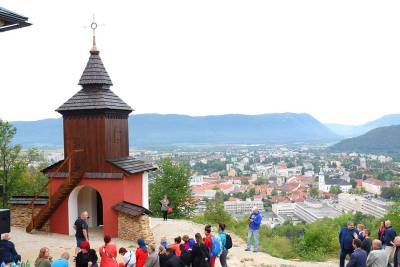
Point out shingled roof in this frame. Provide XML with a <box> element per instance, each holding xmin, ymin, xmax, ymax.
<box><xmin>112</xmin><ymin>201</ymin><xmax>151</xmax><ymax>216</ymax></box>
<box><xmin>107</xmin><ymin>157</ymin><xmax>157</xmax><ymax>175</ymax></box>
<box><xmin>56</xmin><ymin>49</ymin><xmax>133</xmax><ymax>114</ymax></box>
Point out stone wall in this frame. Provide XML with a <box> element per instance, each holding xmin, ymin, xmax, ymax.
<box><xmin>117</xmin><ymin>213</ymin><xmax>154</xmax><ymax>245</ymax></box>
<box><xmin>10</xmin><ymin>205</ymin><xmax>49</xmax><ymax>232</ymax></box>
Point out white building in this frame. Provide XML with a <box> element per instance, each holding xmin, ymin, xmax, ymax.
<box><xmin>338</xmin><ymin>193</ymin><xmax>392</xmax><ymax>218</ymax></box>
<box><xmin>190</xmin><ymin>176</ymin><xmax>204</xmax><ymax>186</ymax></box>
<box><xmin>362</xmin><ymin>178</ymin><xmax>386</xmax><ymax>195</ymax></box>
<box><xmin>360</xmin><ymin>158</ymin><xmax>367</xmax><ymax>169</ymax></box>
<box><xmin>318</xmin><ymin>171</ymin><xmax>352</xmax><ymax>193</ymax></box>
<box><xmin>272</xmin><ymin>203</ymin><xmax>295</xmax><ymax>216</ymax></box>
<box><xmin>224</xmin><ymin>199</ymin><xmax>264</xmax><ymax>214</ymax></box>
<box><xmin>294</xmin><ymin>200</ymin><xmax>342</xmax><ymax>223</ymax></box>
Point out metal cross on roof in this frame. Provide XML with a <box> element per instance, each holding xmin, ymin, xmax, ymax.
<box><xmin>90</xmin><ymin>14</ymin><xmax>98</xmax><ymax>51</ymax></box>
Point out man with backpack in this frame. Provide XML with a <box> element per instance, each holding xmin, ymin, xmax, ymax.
<box><xmin>204</xmin><ymin>225</ymin><xmax>217</xmax><ymax>267</ymax></box>
<box><xmin>246</xmin><ymin>206</ymin><xmax>262</xmax><ymax>253</ymax></box>
<box><xmin>218</xmin><ymin>223</ymin><xmax>232</xmax><ymax>267</ymax></box>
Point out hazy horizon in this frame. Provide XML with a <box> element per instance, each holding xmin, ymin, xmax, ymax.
<box><xmin>1</xmin><ymin>0</ymin><xmax>400</xmax><ymax>125</ymax></box>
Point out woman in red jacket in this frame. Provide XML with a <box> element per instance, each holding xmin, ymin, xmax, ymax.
<box><xmin>135</xmin><ymin>239</ymin><xmax>148</xmax><ymax>267</ymax></box>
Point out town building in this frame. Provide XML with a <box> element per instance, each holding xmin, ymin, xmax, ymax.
<box><xmin>294</xmin><ymin>200</ymin><xmax>341</xmax><ymax>223</ymax></box>
<box><xmin>362</xmin><ymin>178</ymin><xmax>386</xmax><ymax>195</ymax></box>
<box><xmin>318</xmin><ymin>171</ymin><xmax>352</xmax><ymax>193</ymax></box>
<box><xmin>224</xmin><ymin>199</ymin><xmax>263</xmax><ymax>214</ymax></box>
<box><xmin>337</xmin><ymin>193</ymin><xmax>392</xmax><ymax>218</ymax></box>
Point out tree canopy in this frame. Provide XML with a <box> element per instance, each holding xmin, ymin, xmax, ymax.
<box><xmin>149</xmin><ymin>158</ymin><xmax>195</xmax><ymax>218</ymax></box>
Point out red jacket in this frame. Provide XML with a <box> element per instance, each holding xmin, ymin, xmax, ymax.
<box><xmin>204</xmin><ymin>233</ymin><xmax>212</xmax><ymax>254</ymax></box>
<box><xmin>135</xmin><ymin>247</ymin><xmax>148</xmax><ymax>267</ymax></box>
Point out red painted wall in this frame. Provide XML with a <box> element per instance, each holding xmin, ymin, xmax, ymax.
<box><xmin>48</xmin><ymin>173</ymin><xmax>143</xmax><ymax>237</ymax></box>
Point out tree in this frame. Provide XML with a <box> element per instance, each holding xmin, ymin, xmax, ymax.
<box><xmin>204</xmin><ymin>190</ymin><xmax>232</xmax><ymax>224</ymax></box>
<box><xmin>0</xmin><ymin>120</ymin><xmax>22</xmax><ymax>207</ymax></box>
<box><xmin>149</xmin><ymin>158</ymin><xmax>195</xmax><ymax>218</ymax></box>
<box><xmin>241</xmin><ymin>177</ymin><xmax>249</xmax><ymax>185</ymax></box>
<box><xmin>381</xmin><ymin>186</ymin><xmax>400</xmax><ymax>201</ymax></box>
<box><xmin>310</xmin><ymin>187</ymin><xmax>319</xmax><ymax>198</ymax></box>
<box><xmin>329</xmin><ymin>185</ymin><xmax>342</xmax><ymax>195</ymax></box>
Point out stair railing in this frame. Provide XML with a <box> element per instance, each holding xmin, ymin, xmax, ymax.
<box><xmin>29</xmin><ymin>149</ymin><xmax>83</xmax><ymax>229</ymax></box>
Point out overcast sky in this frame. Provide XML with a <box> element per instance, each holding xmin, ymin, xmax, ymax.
<box><xmin>1</xmin><ymin>0</ymin><xmax>400</xmax><ymax>125</ymax></box>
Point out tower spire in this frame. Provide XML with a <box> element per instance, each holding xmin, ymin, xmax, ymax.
<box><xmin>90</xmin><ymin>14</ymin><xmax>98</xmax><ymax>52</ymax></box>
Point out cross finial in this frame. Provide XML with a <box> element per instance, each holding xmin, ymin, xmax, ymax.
<box><xmin>90</xmin><ymin>14</ymin><xmax>98</xmax><ymax>52</ymax></box>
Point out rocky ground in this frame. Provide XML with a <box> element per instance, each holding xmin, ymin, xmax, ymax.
<box><xmin>10</xmin><ymin>218</ymin><xmax>337</xmax><ymax>267</ymax></box>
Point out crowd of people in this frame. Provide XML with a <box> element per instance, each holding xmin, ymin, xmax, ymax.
<box><xmin>339</xmin><ymin>220</ymin><xmax>400</xmax><ymax>267</ymax></box>
<box><xmin>0</xmin><ymin>207</ymin><xmax>233</xmax><ymax>267</ymax></box>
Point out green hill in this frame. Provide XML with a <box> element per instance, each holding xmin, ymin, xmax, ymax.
<box><xmin>330</xmin><ymin>125</ymin><xmax>400</xmax><ymax>155</ymax></box>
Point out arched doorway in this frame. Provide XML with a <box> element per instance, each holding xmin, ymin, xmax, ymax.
<box><xmin>68</xmin><ymin>185</ymin><xmax>103</xmax><ymax>235</ymax></box>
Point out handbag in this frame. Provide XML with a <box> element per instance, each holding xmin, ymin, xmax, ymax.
<box><xmin>167</xmin><ymin>207</ymin><xmax>173</xmax><ymax>214</ymax></box>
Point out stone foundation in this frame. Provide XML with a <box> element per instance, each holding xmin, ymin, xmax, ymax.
<box><xmin>10</xmin><ymin>205</ymin><xmax>49</xmax><ymax>232</ymax></box>
<box><xmin>117</xmin><ymin>213</ymin><xmax>154</xmax><ymax>245</ymax></box>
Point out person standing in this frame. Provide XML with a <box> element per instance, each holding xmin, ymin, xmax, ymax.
<box><xmin>383</xmin><ymin>220</ymin><xmax>397</xmax><ymax>262</ymax></box>
<box><xmin>136</xmin><ymin>239</ymin><xmax>149</xmax><ymax>267</ymax></box>
<box><xmin>74</xmin><ymin>211</ymin><xmax>90</xmax><ymax>254</ymax></box>
<box><xmin>0</xmin><ymin>233</ymin><xmax>21</xmax><ymax>264</ymax></box>
<box><xmin>99</xmin><ymin>235</ymin><xmax>118</xmax><ymax>267</ymax></box>
<box><xmin>245</xmin><ymin>206</ymin><xmax>262</xmax><ymax>253</ymax></box>
<box><xmin>339</xmin><ymin>221</ymin><xmax>359</xmax><ymax>267</ymax></box>
<box><xmin>366</xmin><ymin>239</ymin><xmax>388</xmax><ymax>267</ymax></box>
<box><xmin>51</xmin><ymin>252</ymin><xmax>69</xmax><ymax>267</ymax></box>
<box><xmin>378</xmin><ymin>222</ymin><xmax>386</xmax><ymax>244</ymax></box>
<box><xmin>160</xmin><ymin>196</ymin><xmax>170</xmax><ymax>221</ymax></box>
<box><xmin>218</xmin><ymin>223</ymin><xmax>228</xmax><ymax>267</ymax></box>
<box><xmin>164</xmin><ymin>248</ymin><xmax>184</xmax><ymax>267</ymax></box>
<box><xmin>362</xmin><ymin>230</ymin><xmax>372</xmax><ymax>255</ymax></box>
<box><xmin>144</xmin><ymin>244</ymin><xmax>159</xmax><ymax>267</ymax></box>
<box><xmin>76</xmin><ymin>241</ymin><xmax>98</xmax><ymax>267</ymax></box>
<box><xmin>203</xmin><ymin>225</ymin><xmax>215</xmax><ymax>267</ymax></box>
<box><xmin>393</xmin><ymin>236</ymin><xmax>400</xmax><ymax>267</ymax></box>
<box><xmin>118</xmin><ymin>248</ymin><xmax>136</xmax><ymax>267</ymax></box>
<box><xmin>35</xmin><ymin>247</ymin><xmax>52</xmax><ymax>267</ymax></box>
<box><xmin>346</xmin><ymin>239</ymin><xmax>367</xmax><ymax>267</ymax></box>
<box><xmin>191</xmin><ymin>233</ymin><xmax>210</xmax><ymax>267</ymax></box>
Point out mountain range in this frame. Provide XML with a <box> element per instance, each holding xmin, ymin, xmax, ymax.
<box><xmin>330</xmin><ymin>125</ymin><xmax>400</xmax><ymax>155</ymax></box>
<box><xmin>325</xmin><ymin>114</ymin><xmax>400</xmax><ymax>137</ymax></box>
<box><xmin>11</xmin><ymin>113</ymin><xmax>339</xmax><ymax>148</ymax></box>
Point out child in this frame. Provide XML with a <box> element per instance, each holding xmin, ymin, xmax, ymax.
<box><xmin>160</xmin><ymin>237</ymin><xmax>168</xmax><ymax>249</ymax></box>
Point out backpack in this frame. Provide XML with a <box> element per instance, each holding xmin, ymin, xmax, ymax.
<box><xmin>210</xmin><ymin>236</ymin><xmax>222</xmax><ymax>257</ymax></box>
<box><xmin>225</xmin><ymin>234</ymin><xmax>233</xmax><ymax>250</ymax></box>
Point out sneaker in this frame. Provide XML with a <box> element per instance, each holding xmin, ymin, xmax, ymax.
<box><xmin>244</xmin><ymin>248</ymin><xmax>251</xmax><ymax>251</ymax></box>
<box><xmin>253</xmin><ymin>250</ymin><xmax>259</xmax><ymax>253</ymax></box>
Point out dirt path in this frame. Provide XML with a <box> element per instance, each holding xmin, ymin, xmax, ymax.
<box><xmin>10</xmin><ymin>218</ymin><xmax>337</xmax><ymax>267</ymax></box>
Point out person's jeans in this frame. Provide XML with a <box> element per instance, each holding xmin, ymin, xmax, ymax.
<box><xmin>219</xmin><ymin>250</ymin><xmax>228</xmax><ymax>267</ymax></box>
<box><xmin>247</xmin><ymin>229</ymin><xmax>259</xmax><ymax>251</ymax></box>
<box><xmin>340</xmin><ymin>249</ymin><xmax>354</xmax><ymax>267</ymax></box>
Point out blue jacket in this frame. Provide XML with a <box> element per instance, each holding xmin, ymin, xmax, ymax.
<box><xmin>383</xmin><ymin>226</ymin><xmax>397</xmax><ymax>246</ymax></box>
<box><xmin>346</xmin><ymin>248</ymin><xmax>367</xmax><ymax>267</ymax></box>
<box><xmin>0</xmin><ymin>240</ymin><xmax>20</xmax><ymax>263</ymax></box>
<box><xmin>339</xmin><ymin>227</ymin><xmax>358</xmax><ymax>251</ymax></box>
<box><xmin>219</xmin><ymin>231</ymin><xmax>227</xmax><ymax>251</ymax></box>
<box><xmin>249</xmin><ymin>212</ymin><xmax>262</xmax><ymax>230</ymax></box>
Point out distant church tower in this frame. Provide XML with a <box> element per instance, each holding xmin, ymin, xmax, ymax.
<box><xmin>318</xmin><ymin>169</ymin><xmax>325</xmax><ymax>191</ymax></box>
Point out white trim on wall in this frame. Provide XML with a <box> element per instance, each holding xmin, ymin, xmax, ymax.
<box><xmin>142</xmin><ymin>172</ymin><xmax>149</xmax><ymax>209</ymax></box>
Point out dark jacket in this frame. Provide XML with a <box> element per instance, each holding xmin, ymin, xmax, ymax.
<box><xmin>383</xmin><ymin>226</ymin><xmax>396</xmax><ymax>246</ymax></box>
<box><xmin>165</xmin><ymin>255</ymin><xmax>184</xmax><ymax>267</ymax></box>
<box><xmin>340</xmin><ymin>227</ymin><xmax>358</xmax><ymax>251</ymax></box>
<box><xmin>346</xmin><ymin>248</ymin><xmax>367</xmax><ymax>267</ymax></box>
<box><xmin>0</xmin><ymin>240</ymin><xmax>20</xmax><ymax>263</ymax></box>
<box><xmin>76</xmin><ymin>249</ymin><xmax>98</xmax><ymax>267</ymax></box>
<box><xmin>180</xmin><ymin>246</ymin><xmax>192</xmax><ymax>266</ymax></box>
<box><xmin>361</xmin><ymin>238</ymin><xmax>372</xmax><ymax>255</ymax></box>
<box><xmin>159</xmin><ymin>253</ymin><xmax>169</xmax><ymax>267</ymax></box>
<box><xmin>191</xmin><ymin>244</ymin><xmax>210</xmax><ymax>267</ymax></box>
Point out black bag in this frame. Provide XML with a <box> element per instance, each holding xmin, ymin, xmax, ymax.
<box><xmin>225</xmin><ymin>234</ymin><xmax>233</xmax><ymax>249</ymax></box>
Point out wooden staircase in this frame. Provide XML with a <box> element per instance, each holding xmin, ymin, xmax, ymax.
<box><xmin>26</xmin><ymin>150</ymin><xmax>83</xmax><ymax>233</ymax></box>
